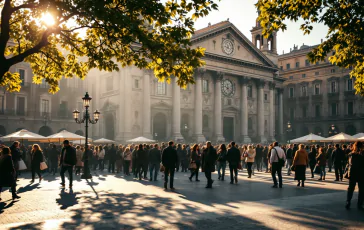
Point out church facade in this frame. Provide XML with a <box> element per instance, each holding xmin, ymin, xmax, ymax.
<box><xmin>87</xmin><ymin>20</ymin><xmax>285</xmax><ymax>143</ymax></box>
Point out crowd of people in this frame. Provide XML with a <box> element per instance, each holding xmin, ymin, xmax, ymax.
<box><xmin>0</xmin><ymin>139</ymin><xmax>363</xmax><ymax>210</ymax></box>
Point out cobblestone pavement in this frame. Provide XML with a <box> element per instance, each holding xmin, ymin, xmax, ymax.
<box><xmin>0</xmin><ymin>168</ymin><xmax>363</xmax><ymax>229</ymax></box>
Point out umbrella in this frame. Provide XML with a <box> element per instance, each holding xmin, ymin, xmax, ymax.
<box><xmin>322</xmin><ymin>132</ymin><xmax>357</xmax><ymax>143</ymax></box>
<box><xmin>93</xmin><ymin>138</ymin><xmax>116</xmax><ymax>144</ymax></box>
<box><xmin>127</xmin><ymin>136</ymin><xmax>156</xmax><ymax>143</ymax></box>
<box><xmin>0</xmin><ymin>129</ymin><xmax>46</xmax><ymax>142</ymax></box>
<box><xmin>353</xmin><ymin>133</ymin><xmax>364</xmax><ymax>139</ymax></box>
<box><xmin>290</xmin><ymin>133</ymin><xmax>326</xmax><ymax>143</ymax></box>
<box><xmin>46</xmin><ymin>130</ymin><xmax>92</xmax><ymax>143</ymax></box>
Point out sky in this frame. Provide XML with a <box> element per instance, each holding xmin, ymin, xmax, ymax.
<box><xmin>193</xmin><ymin>0</ymin><xmax>328</xmax><ymax>54</ymax></box>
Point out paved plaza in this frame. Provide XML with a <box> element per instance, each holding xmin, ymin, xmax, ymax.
<box><xmin>0</xmin><ymin>168</ymin><xmax>363</xmax><ymax>230</ymax></box>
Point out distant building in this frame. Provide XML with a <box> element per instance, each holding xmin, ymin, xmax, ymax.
<box><xmin>278</xmin><ymin>44</ymin><xmax>364</xmax><ymax>138</ymax></box>
<box><xmin>0</xmin><ymin>62</ymin><xmax>87</xmax><ymax>137</ymax></box>
<box><xmin>88</xmin><ymin>20</ymin><xmax>285</xmax><ymax>143</ymax></box>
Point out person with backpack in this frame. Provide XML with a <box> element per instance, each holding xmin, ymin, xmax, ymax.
<box><xmin>217</xmin><ymin>144</ymin><xmax>227</xmax><ymax>181</ymax></box>
<box><xmin>269</xmin><ymin>142</ymin><xmax>286</xmax><ymax>188</ymax></box>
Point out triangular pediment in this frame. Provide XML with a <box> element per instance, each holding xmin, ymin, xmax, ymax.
<box><xmin>192</xmin><ymin>21</ymin><xmax>275</xmax><ymax>68</ymax></box>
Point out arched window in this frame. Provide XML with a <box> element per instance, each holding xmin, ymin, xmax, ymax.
<box><xmin>156</xmin><ymin>82</ymin><xmax>166</xmax><ymax>95</ymax></box>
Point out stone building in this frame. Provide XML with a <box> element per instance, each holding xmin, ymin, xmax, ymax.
<box><xmin>88</xmin><ymin>20</ymin><xmax>285</xmax><ymax>143</ymax></box>
<box><xmin>0</xmin><ymin>61</ymin><xmax>87</xmax><ymax>137</ymax></box>
<box><xmin>279</xmin><ymin>44</ymin><xmax>364</xmax><ymax>138</ymax></box>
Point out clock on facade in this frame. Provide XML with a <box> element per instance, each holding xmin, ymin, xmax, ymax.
<box><xmin>221</xmin><ymin>79</ymin><xmax>235</xmax><ymax>97</ymax></box>
<box><xmin>222</xmin><ymin>39</ymin><xmax>234</xmax><ymax>55</ymax></box>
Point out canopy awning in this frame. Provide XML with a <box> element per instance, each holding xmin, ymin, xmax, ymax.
<box><xmin>322</xmin><ymin>132</ymin><xmax>357</xmax><ymax>142</ymax></box>
<box><xmin>290</xmin><ymin>133</ymin><xmax>326</xmax><ymax>143</ymax></box>
<box><xmin>353</xmin><ymin>133</ymin><xmax>364</xmax><ymax>139</ymax></box>
<box><xmin>46</xmin><ymin>130</ymin><xmax>91</xmax><ymax>143</ymax></box>
<box><xmin>126</xmin><ymin>136</ymin><xmax>156</xmax><ymax>143</ymax></box>
<box><xmin>0</xmin><ymin>129</ymin><xmax>46</xmax><ymax>142</ymax></box>
<box><xmin>93</xmin><ymin>138</ymin><xmax>116</xmax><ymax>144</ymax></box>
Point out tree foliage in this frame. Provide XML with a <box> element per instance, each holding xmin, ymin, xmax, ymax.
<box><xmin>0</xmin><ymin>0</ymin><xmax>219</xmax><ymax>93</ymax></box>
<box><xmin>256</xmin><ymin>0</ymin><xmax>364</xmax><ymax>95</ymax></box>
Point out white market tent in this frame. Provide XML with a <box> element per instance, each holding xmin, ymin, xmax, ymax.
<box><xmin>0</xmin><ymin>129</ymin><xmax>46</xmax><ymax>142</ymax></box>
<box><xmin>290</xmin><ymin>133</ymin><xmax>326</xmax><ymax>143</ymax></box>
<box><xmin>46</xmin><ymin>130</ymin><xmax>91</xmax><ymax>143</ymax></box>
<box><xmin>353</xmin><ymin>133</ymin><xmax>364</xmax><ymax>139</ymax></box>
<box><xmin>126</xmin><ymin>136</ymin><xmax>156</xmax><ymax>143</ymax></box>
<box><xmin>93</xmin><ymin>138</ymin><xmax>115</xmax><ymax>144</ymax></box>
<box><xmin>322</xmin><ymin>132</ymin><xmax>357</xmax><ymax>143</ymax></box>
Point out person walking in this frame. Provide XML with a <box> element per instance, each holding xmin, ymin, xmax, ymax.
<box><xmin>132</xmin><ymin>146</ymin><xmax>138</xmax><ymax>178</ymax></box>
<box><xmin>345</xmin><ymin>141</ymin><xmax>364</xmax><ymax>210</ymax></box>
<box><xmin>255</xmin><ymin>144</ymin><xmax>263</xmax><ymax>172</ymax></box>
<box><xmin>326</xmin><ymin>144</ymin><xmax>333</xmax><ymax>172</ymax></box>
<box><xmin>270</xmin><ymin>142</ymin><xmax>286</xmax><ymax>188</ymax></box>
<box><xmin>245</xmin><ymin>145</ymin><xmax>256</xmax><ymax>178</ymax></box>
<box><xmin>162</xmin><ymin>141</ymin><xmax>178</xmax><ymax>190</ymax></box>
<box><xmin>226</xmin><ymin>142</ymin><xmax>240</xmax><ymax>184</ymax></box>
<box><xmin>108</xmin><ymin>144</ymin><xmax>117</xmax><ymax>173</ymax></box>
<box><xmin>292</xmin><ymin>144</ymin><xmax>309</xmax><ymax>187</ymax></box>
<box><xmin>96</xmin><ymin>146</ymin><xmax>104</xmax><ymax>171</ymax></box>
<box><xmin>116</xmin><ymin>145</ymin><xmax>124</xmax><ymax>174</ymax></box>
<box><xmin>149</xmin><ymin>144</ymin><xmax>161</xmax><ymax>181</ymax></box>
<box><xmin>176</xmin><ymin>144</ymin><xmax>183</xmax><ymax>172</ymax></box>
<box><xmin>123</xmin><ymin>147</ymin><xmax>132</xmax><ymax>175</ymax></box>
<box><xmin>0</xmin><ymin>147</ymin><xmax>21</xmax><ymax>201</ymax></box>
<box><xmin>10</xmin><ymin>141</ymin><xmax>21</xmax><ymax>181</ymax></box>
<box><xmin>136</xmin><ymin>144</ymin><xmax>148</xmax><ymax>180</ymax></box>
<box><xmin>181</xmin><ymin>145</ymin><xmax>188</xmax><ymax>172</ymax></box>
<box><xmin>332</xmin><ymin>144</ymin><xmax>345</xmax><ymax>181</ymax></box>
<box><xmin>263</xmin><ymin>146</ymin><xmax>269</xmax><ymax>172</ymax></box>
<box><xmin>286</xmin><ymin>144</ymin><xmax>294</xmax><ymax>176</ymax></box>
<box><xmin>308</xmin><ymin>146</ymin><xmax>317</xmax><ymax>178</ymax></box>
<box><xmin>316</xmin><ymin>147</ymin><xmax>327</xmax><ymax>181</ymax></box>
<box><xmin>217</xmin><ymin>144</ymin><xmax>227</xmax><ymax>181</ymax></box>
<box><xmin>48</xmin><ymin>144</ymin><xmax>60</xmax><ymax>175</ymax></box>
<box><xmin>75</xmin><ymin>146</ymin><xmax>84</xmax><ymax>175</ymax></box>
<box><xmin>59</xmin><ymin>140</ymin><xmax>77</xmax><ymax>189</ymax></box>
<box><xmin>189</xmin><ymin>144</ymin><xmax>201</xmax><ymax>182</ymax></box>
<box><xmin>201</xmin><ymin>141</ymin><xmax>217</xmax><ymax>189</ymax></box>
<box><xmin>30</xmin><ymin>144</ymin><xmax>43</xmax><ymax>183</ymax></box>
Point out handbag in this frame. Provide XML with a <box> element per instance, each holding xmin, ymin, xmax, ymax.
<box><xmin>313</xmin><ymin>164</ymin><xmax>321</xmax><ymax>174</ymax></box>
<box><xmin>159</xmin><ymin>163</ymin><xmax>165</xmax><ymax>172</ymax></box>
<box><xmin>40</xmin><ymin>162</ymin><xmax>48</xmax><ymax>170</ymax></box>
<box><xmin>18</xmin><ymin>159</ymin><xmax>27</xmax><ymax>171</ymax></box>
<box><xmin>274</xmin><ymin>148</ymin><xmax>285</xmax><ymax>167</ymax></box>
<box><xmin>290</xmin><ymin>165</ymin><xmax>296</xmax><ymax>172</ymax></box>
<box><xmin>189</xmin><ymin>162</ymin><xmax>197</xmax><ymax>170</ymax></box>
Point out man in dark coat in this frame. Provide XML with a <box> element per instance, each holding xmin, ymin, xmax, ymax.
<box><xmin>226</xmin><ymin>141</ymin><xmax>240</xmax><ymax>184</ymax></box>
<box><xmin>149</xmin><ymin>144</ymin><xmax>161</xmax><ymax>181</ymax></box>
<box><xmin>136</xmin><ymin>144</ymin><xmax>148</xmax><ymax>180</ymax></box>
<box><xmin>201</xmin><ymin>141</ymin><xmax>217</xmax><ymax>188</ymax></box>
<box><xmin>59</xmin><ymin>140</ymin><xmax>77</xmax><ymax>189</ymax></box>
<box><xmin>0</xmin><ymin>146</ymin><xmax>21</xmax><ymax>200</ymax></box>
<box><xmin>10</xmin><ymin>141</ymin><xmax>21</xmax><ymax>181</ymax></box>
<box><xmin>255</xmin><ymin>144</ymin><xmax>263</xmax><ymax>172</ymax></box>
<box><xmin>108</xmin><ymin>144</ymin><xmax>117</xmax><ymax>173</ymax></box>
<box><xmin>326</xmin><ymin>145</ymin><xmax>334</xmax><ymax>172</ymax></box>
<box><xmin>162</xmin><ymin>141</ymin><xmax>178</xmax><ymax>190</ymax></box>
<box><xmin>332</xmin><ymin>144</ymin><xmax>345</xmax><ymax>181</ymax></box>
<box><xmin>48</xmin><ymin>144</ymin><xmax>60</xmax><ymax>175</ymax></box>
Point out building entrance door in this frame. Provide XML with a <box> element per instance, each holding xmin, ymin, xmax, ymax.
<box><xmin>105</xmin><ymin>113</ymin><xmax>115</xmax><ymax>140</ymax></box>
<box><xmin>223</xmin><ymin>117</ymin><xmax>234</xmax><ymax>142</ymax></box>
<box><xmin>153</xmin><ymin>113</ymin><xmax>167</xmax><ymax>141</ymax></box>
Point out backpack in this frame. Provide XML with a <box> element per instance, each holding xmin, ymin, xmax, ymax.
<box><xmin>274</xmin><ymin>148</ymin><xmax>285</xmax><ymax>167</ymax></box>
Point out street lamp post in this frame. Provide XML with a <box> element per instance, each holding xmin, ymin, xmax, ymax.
<box><xmin>72</xmin><ymin>92</ymin><xmax>100</xmax><ymax>179</ymax></box>
<box><xmin>287</xmin><ymin>121</ymin><xmax>292</xmax><ymax>143</ymax></box>
<box><xmin>328</xmin><ymin>124</ymin><xmax>337</xmax><ymax>137</ymax></box>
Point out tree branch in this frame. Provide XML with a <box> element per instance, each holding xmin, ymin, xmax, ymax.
<box><xmin>0</xmin><ymin>0</ymin><xmax>12</xmax><ymax>60</ymax></box>
<box><xmin>12</xmin><ymin>3</ymin><xmax>38</xmax><ymax>12</ymax></box>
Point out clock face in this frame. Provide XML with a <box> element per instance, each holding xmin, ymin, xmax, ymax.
<box><xmin>221</xmin><ymin>79</ymin><xmax>235</xmax><ymax>97</ymax></box>
<box><xmin>222</xmin><ymin>39</ymin><xmax>234</xmax><ymax>55</ymax></box>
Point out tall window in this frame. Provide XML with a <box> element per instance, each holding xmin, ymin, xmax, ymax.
<box><xmin>247</xmin><ymin>85</ymin><xmax>253</xmax><ymax>97</ymax></box>
<box><xmin>134</xmin><ymin>79</ymin><xmax>139</xmax><ymax>89</ymax></box>
<box><xmin>315</xmin><ymin>72</ymin><xmax>319</xmax><ymax>76</ymax></box>
<box><xmin>302</xmin><ymin>74</ymin><xmax>306</xmax><ymax>78</ymax></box>
<box><xmin>314</xmin><ymin>84</ymin><xmax>320</xmax><ymax>95</ymax></box>
<box><xmin>203</xmin><ymin>115</ymin><xmax>209</xmax><ymax>130</ymax></box>
<box><xmin>59</xmin><ymin>101</ymin><xmax>68</xmax><ymax>117</ymax></box>
<box><xmin>295</xmin><ymin>62</ymin><xmax>300</xmax><ymax>68</ymax></box>
<box><xmin>17</xmin><ymin>97</ymin><xmax>25</xmax><ymax>115</ymax></box>
<box><xmin>347</xmin><ymin>79</ymin><xmax>353</xmax><ymax>91</ymax></box>
<box><xmin>348</xmin><ymin>102</ymin><xmax>354</xmax><ymax>115</ymax></box>
<box><xmin>286</xmin><ymin>63</ymin><xmax>291</xmax><ymax>70</ymax></box>
<box><xmin>301</xmin><ymin>86</ymin><xmax>307</xmax><ymax>96</ymax></box>
<box><xmin>331</xmin><ymin>103</ymin><xmax>338</xmax><ymax>116</ymax></box>
<box><xmin>302</xmin><ymin>106</ymin><xmax>307</xmax><ymax>118</ymax></box>
<box><xmin>331</xmin><ymin>81</ymin><xmax>337</xmax><ymax>93</ymax></box>
<box><xmin>248</xmin><ymin>117</ymin><xmax>253</xmax><ymax>130</ymax></box>
<box><xmin>18</xmin><ymin>69</ymin><xmax>25</xmax><ymax>86</ymax></box>
<box><xmin>0</xmin><ymin>95</ymin><xmax>4</xmax><ymax>114</ymax></box>
<box><xmin>315</xmin><ymin>105</ymin><xmax>321</xmax><ymax>117</ymax></box>
<box><xmin>331</xmin><ymin>68</ymin><xmax>336</xmax><ymax>73</ymax></box>
<box><xmin>280</xmin><ymin>66</ymin><xmax>283</xmax><ymax>70</ymax></box>
<box><xmin>289</xmin><ymin>87</ymin><xmax>294</xmax><ymax>98</ymax></box>
<box><xmin>157</xmin><ymin>82</ymin><xmax>166</xmax><ymax>95</ymax></box>
<box><xmin>202</xmin><ymin>79</ymin><xmax>209</xmax><ymax>93</ymax></box>
<box><xmin>305</xmin><ymin>59</ymin><xmax>310</xmax><ymax>66</ymax></box>
<box><xmin>106</xmin><ymin>76</ymin><xmax>113</xmax><ymax>91</ymax></box>
<box><xmin>264</xmin><ymin>93</ymin><xmax>268</xmax><ymax>101</ymax></box>
<box><xmin>289</xmin><ymin>108</ymin><xmax>295</xmax><ymax>121</ymax></box>
<box><xmin>41</xmin><ymin>99</ymin><xmax>49</xmax><ymax>114</ymax></box>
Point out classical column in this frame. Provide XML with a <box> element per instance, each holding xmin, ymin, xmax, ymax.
<box><xmin>123</xmin><ymin>69</ymin><xmax>132</xmax><ymax>141</ymax></box>
<box><xmin>172</xmin><ymin>77</ymin><xmax>184</xmax><ymax>142</ymax></box>
<box><xmin>256</xmin><ymin>79</ymin><xmax>267</xmax><ymax>143</ymax></box>
<box><xmin>269</xmin><ymin>82</ymin><xmax>276</xmax><ymax>142</ymax></box>
<box><xmin>213</xmin><ymin>72</ymin><xmax>225</xmax><ymax>142</ymax></box>
<box><xmin>142</xmin><ymin>72</ymin><xmax>152</xmax><ymax>138</ymax></box>
<box><xmin>193</xmin><ymin>69</ymin><xmax>206</xmax><ymax>143</ymax></box>
<box><xmin>277</xmin><ymin>88</ymin><xmax>284</xmax><ymax>140</ymax></box>
<box><xmin>239</xmin><ymin>77</ymin><xmax>251</xmax><ymax>143</ymax></box>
